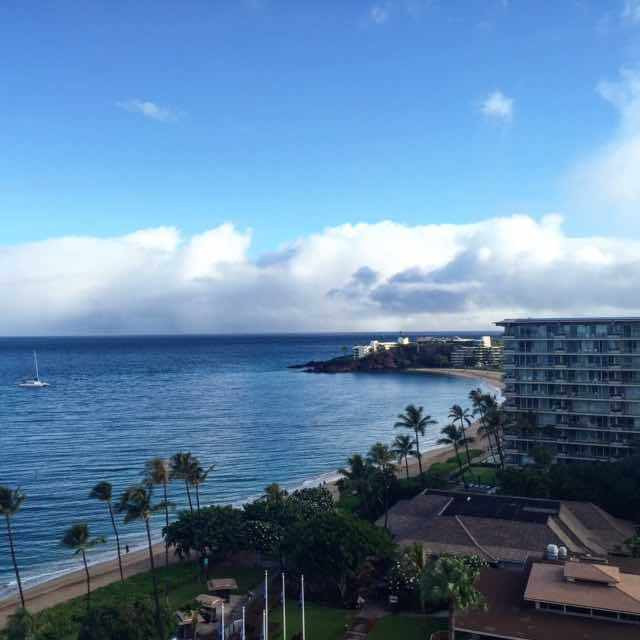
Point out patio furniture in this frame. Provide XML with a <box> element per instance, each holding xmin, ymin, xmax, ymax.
<box><xmin>207</xmin><ymin>577</ymin><xmax>239</xmax><ymax>602</ymax></box>
<box><xmin>196</xmin><ymin>594</ymin><xmax>223</xmax><ymax>622</ymax></box>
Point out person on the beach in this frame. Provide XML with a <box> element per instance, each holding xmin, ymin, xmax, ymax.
<box><xmin>125</xmin><ymin>544</ymin><xmax>130</xmax><ymax>553</ymax></box>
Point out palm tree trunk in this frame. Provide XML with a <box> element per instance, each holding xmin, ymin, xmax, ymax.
<box><xmin>404</xmin><ymin>455</ymin><xmax>409</xmax><ymax>480</ymax></box>
<box><xmin>81</xmin><ymin>550</ymin><xmax>91</xmax><ymax>613</ymax></box>
<box><xmin>195</xmin><ymin>484</ymin><xmax>200</xmax><ymax>513</ymax></box>
<box><xmin>383</xmin><ymin>482</ymin><xmax>389</xmax><ymax>529</ymax></box>
<box><xmin>495</xmin><ymin>428</ymin><xmax>505</xmax><ymax>469</ymax></box>
<box><xmin>107</xmin><ymin>503</ymin><xmax>125</xmax><ymax>582</ymax></box>
<box><xmin>415</xmin><ymin>430</ymin><xmax>423</xmax><ymax>478</ymax></box>
<box><xmin>163</xmin><ymin>481</ymin><xmax>169</xmax><ymax>569</ymax></box>
<box><xmin>461</xmin><ymin>421</ymin><xmax>473</xmax><ymax>468</ymax></box>
<box><xmin>5</xmin><ymin>514</ymin><xmax>25</xmax><ymax>608</ymax></box>
<box><xmin>453</xmin><ymin>443</ymin><xmax>464</xmax><ymax>477</ymax></box>
<box><xmin>145</xmin><ymin>518</ymin><xmax>165</xmax><ymax>640</ymax></box>
<box><xmin>184</xmin><ymin>481</ymin><xmax>194</xmax><ymax>513</ymax></box>
<box><xmin>449</xmin><ymin>598</ymin><xmax>456</xmax><ymax>640</ymax></box>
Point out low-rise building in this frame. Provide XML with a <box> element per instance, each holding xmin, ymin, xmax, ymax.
<box><xmin>457</xmin><ymin>562</ymin><xmax>640</xmax><ymax>639</ymax></box>
<box><xmin>381</xmin><ymin>489</ymin><xmax>635</xmax><ymax>565</ymax></box>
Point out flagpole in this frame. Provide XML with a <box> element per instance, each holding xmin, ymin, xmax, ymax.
<box><xmin>221</xmin><ymin>602</ymin><xmax>225</xmax><ymax>640</ymax></box>
<box><xmin>265</xmin><ymin>569</ymin><xmax>269</xmax><ymax>640</ymax></box>
<box><xmin>301</xmin><ymin>574</ymin><xmax>306</xmax><ymax>640</ymax></box>
<box><xmin>241</xmin><ymin>606</ymin><xmax>246</xmax><ymax>640</ymax></box>
<box><xmin>282</xmin><ymin>572</ymin><xmax>287</xmax><ymax>640</ymax></box>
<box><xmin>262</xmin><ymin>609</ymin><xmax>266</xmax><ymax>640</ymax></box>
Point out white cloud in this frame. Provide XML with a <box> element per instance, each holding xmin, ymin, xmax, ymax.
<box><xmin>2</xmin><ymin>216</ymin><xmax>640</xmax><ymax>335</ymax></box>
<box><xmin>622</xmin><ymin>0</ymin><xmax>640</xmax><ymax>23</ymax></box>
<box><xmin>366</xmin><ymin>1</ymin><xmax>430</xmax><ymax>25</ymax></box>
<box><xmin>369</xmin><ymin>5</ymin><xmax>390</xmax><ymax>24</ymax></box>
<box><xmin>116</xmin><ymin>99</ymin><xmax>175</xmax><ymax>122</ymax></box>
<box><xmin>481</xmin><ymin>90</ymin><xmax>514</xmax><ymax>121</ymax></box>
<box><xmin>570</xmin><ymin>68</ymin><xmax>640</xmax><ymax>215</ymax></box>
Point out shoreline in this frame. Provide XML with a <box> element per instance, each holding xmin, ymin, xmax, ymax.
<box><xmin>0</xmin><ymin>542</ymin><xmax>176</xmax><ymax>628</ymax></box>
<box><xmin>0</xmin><ymin>432</ymin><xmax>489</xmax><ymax>628</ymax></box>
<box><xmin>403</xmin><ymin>367</ymin><xmax>504</xmax><ymax>391</ymax></box>
<box><xmin>0</xmin><ymin>368</ymin><xmax>499</xmax><ymax>626</ymax></box>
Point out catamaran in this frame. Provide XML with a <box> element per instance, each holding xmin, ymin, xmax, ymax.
<box><xmin>18</xmin><ymin>351</ymin><xmax>49</xmax><ymax>388</ymax></box>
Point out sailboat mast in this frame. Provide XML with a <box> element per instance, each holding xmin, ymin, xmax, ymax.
<box><xmin>34</xmin><ymin>351</ymin><xmax>39</xmax><ymax>381</ymax></box>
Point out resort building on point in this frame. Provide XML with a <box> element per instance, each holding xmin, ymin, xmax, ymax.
<box><xmin>450</xmin><ymin>335</ymin><xmax>504</xmax><ymax>370</ymax></box>
<box><xmin>497</xmin><ymin>317</ymin><xmax>640</xmax><ymax>466</ymax></box>
<box><xmin>352</xmin><ymin>336</ymin><xmax>410</xmax><ymax>359</ymax></box>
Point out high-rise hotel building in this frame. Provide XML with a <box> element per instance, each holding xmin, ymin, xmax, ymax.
<box><xmin>497</xmin><ymin>318</ymin><xmax>640</xmax><ymax>465</ymax></box>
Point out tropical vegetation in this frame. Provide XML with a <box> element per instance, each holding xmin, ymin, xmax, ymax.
<box><xmin>420</xmin><ymin>555</ymin><xmax>487</xmax><ymax>640</ymax></box>
<box><xmin>0</xmin><ymin>486</ymin><xmax>26</xmax><ymax>608</ymax></box>
<box><xmin>61</xmin><ymin>523</ymin><xmax>106</xmax><ymax>613</ymax></box>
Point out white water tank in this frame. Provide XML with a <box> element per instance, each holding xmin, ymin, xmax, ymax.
<box><xmin>546</xmin><ymin>544</ymin><xmax>559</xmax><ymax>560</ymax></box>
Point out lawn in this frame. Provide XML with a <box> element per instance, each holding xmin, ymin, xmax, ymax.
<box><xmin>3</xmin><ymin>561</ymin><xmax>263</xmax><ymax>640</ymax></box>
<box><xmin>269</xmin><ymin>599</ymin><xmax>354</xmax><ymax>640</ymax></box>
<box><xmin>462</xmin><ymin>465</ymin><xmax>498</xmax><ymax>486</ymax></box>
<box><xmin>368</xmin><ymin>613</ymin><xmax>446</xmax><ymax>640</ymax></box>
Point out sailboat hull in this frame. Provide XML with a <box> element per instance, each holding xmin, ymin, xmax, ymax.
<box><xmin>18</xmin><ymin>380</ymin><xmax>49</xmax><ymax>388</ymax></box>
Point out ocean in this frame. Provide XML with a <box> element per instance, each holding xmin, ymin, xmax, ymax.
<box><xmin>0</xmin><ymin>334</ymin><xmax>499</xmax><ymax>597</ymax></box>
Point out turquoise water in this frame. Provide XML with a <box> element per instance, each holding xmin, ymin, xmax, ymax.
<box><xmin>0</xmin><ymin>334</ymin><xmax>498</xmax><ymax>596</ymax></box>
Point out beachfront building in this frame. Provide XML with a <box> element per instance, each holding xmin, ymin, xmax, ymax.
<box><xmin>497</xmin><ymin>317</ymin><xmax>640</xmax><ymax>466</ymax></box>
<box><xmin>352</xmin><ymin>336</ymin><xmax>410</xmax><ymax>359</ymax></box>
<box><xmin>450</xmin><ymin>335</ymin><xmax>503</xmax><ymax>369</ymax></box>
<box><xmin>457</xmin><ymin>561</ymin><xmax>640</xmax><ymax>639</ymax></box>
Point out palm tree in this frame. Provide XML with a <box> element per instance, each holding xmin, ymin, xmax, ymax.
<box><xmin>338</xmin><ymin>453</ymin><xmax>376</xmax><ymax>515</ymax></box>
<box><xmin>449</xmin><ymin>404</ymin><xmax>474</xmax><ymax>468</ymax></box>
<box><xmin>61</xmin><ymin>523</ymin><xmax>106</xmax><ymax>613</ymax></box>
<box><xmin>469</xmin><ymin>389</ymin><xmax>497</xmax><ymax>462</ymax></box>
<box><xmin>170</xmin><ymin>452</ymin><xmax>197</xmax><ymax>513</ymax></box>
<box><xmin>367</xmin><ymin>442</ymin><xmax>396</xmax><ymax>529</ymax></box>
<box><xmin>118</xmin><ymin>484</ymin><xmax>168</xmax><ymax>640</ymax></box>
<box><xmin>420</xmin><ymin>555</ymin><xmax>485</xmax><ymax>640</ymax></box>
<box><xmin>263</xmin><ymin>483</ymin><xmax>288</xmax><ymax>504</ymax></box>
<box><xmin>145</xmin><ymin>458</ymin><xmax>172</xmax><ymax>568</ymax></box>
<box><xmin>89</xmin><ymin>481</ymin><xmax>124</xmax><ymax>582</ymax></box>
<box><xmin>0</xmin><ymin>486</ymin><xmax>26</xmax><ymax>608</ymax></box>
<box><xmin>188</xmin><ymin>462</ymin><xmax>216</xmax><ymax>513</ymax></box>
<box><xmin>394</xmin><ymin>405</ymin><xmax>437</xmax><ymax>480</ymax></box>
<box><xmin>338</xmin><ymin>453</ymin><xmax>369</xmax><ymax>488</ymax></box>
<box><xmin>485</xmin><ymin>406</ymin><xmax>510</xmax><ymax>469</ymax></box>
<box><xmin>437</xmin><ymin>424</ymin><xmax>466</xmax><ymax>477</ymax></box>
<box><xmin>392</xmin><ymin>434</ymin><xmax>415</xmax><ymax>480</ymax></box>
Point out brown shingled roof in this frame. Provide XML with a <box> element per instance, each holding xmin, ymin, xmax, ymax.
<box><xmin>525</xmin><ymin>563</ymin><xmax>640</xmax><ymax>615</ymax></box>
<box><xmin>457</xmin><ymin>567</ymin><xmax>639</xmax><ymax>640</ymax></box>
<box><xmin>564</xmin><ymin>562</ymin><xmax>620</xmax><ymax>585</ymax></box>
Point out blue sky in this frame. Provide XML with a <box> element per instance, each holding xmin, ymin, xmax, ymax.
<box><xmin>2</xmin><ymin>0</ymin><xmax>639</xmax><ymax>255</ymax></box>
<box><xmin>3</xmin><ymin>1</ymin><xmax>640</xmax><ymax>334</ymax></box>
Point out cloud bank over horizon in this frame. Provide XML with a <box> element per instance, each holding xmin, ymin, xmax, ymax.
<box><xmin>3</xmin><ymin>215</ymin><xmax>640</xmax><ymax>335</ymax></box>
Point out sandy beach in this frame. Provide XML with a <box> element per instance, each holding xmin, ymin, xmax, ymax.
<box><xmin>403</xmin><ymin>367</ymin><xmax>504</xmax><ymax>390</ymax></box>
<box><xmin>0</xmin><ymin>542</ymin><xmax>176</xmax><ymax>628</ymax></box>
